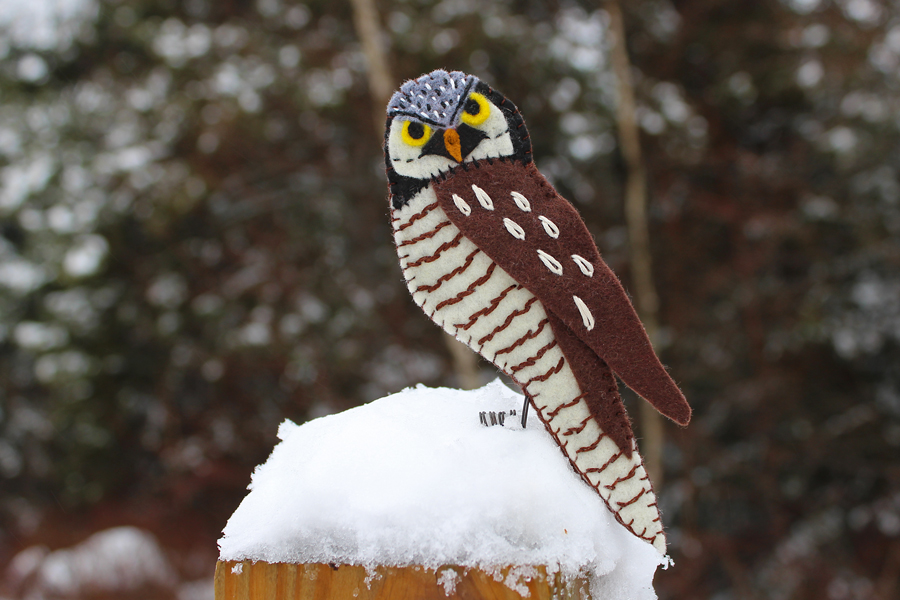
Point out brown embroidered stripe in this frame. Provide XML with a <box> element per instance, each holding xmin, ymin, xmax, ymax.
<box><xmin>455</xmin><ymin>284</ymin><xmax>519</xmax><ymax>331</ymax></box>
<box><xmin>492</xmin><ymin>318</ymin><xmax>549</xmax><ymax>358</ymax></box>
<box><xmin>395</xmin><ymin>200</ymin><xmax>439</xmax><ymax>232</ymax></box>
<box><xmin>414</xmin><ymin>248</ymin><xmax>480</xmax><ymax>293</ymax></box>
<box><xmin>476</xmin><ymin>296</ymin><xmax>539</xmax><ymax>346</ymax></box>
<box><xmin>509</xmin><ymin>339</ymin><xmax>558</xmax><ymax>374</ymax></box>
<box><xmin>616</xmin><ymin>488</ymin><xmax>646</xmax><ymax>509</ymax></box>
<box><xmin>604</xmin><ymin>464</ymin><xmax>640</xmax><ymax>491</ymax></box>
<box><xmin>433</xmin><ymin>263</ymin><xmax>497</xmax><ymax>311</ymax></box>
<box><xmin>405</xmin><ymin>232</ymin><xmax>465</xmax><ymax>268</ymax></box>
<box><xmin>575</xmin><ymin>432</ymin><xmax>610</xmax><ymax>455</ymax></box>
<box><xmin>397</xmin><ymin>219</ymin><xmax>452</xmax><ymax>247</ymax></box>
<box><xmin>546</xmin><ymin>393</ymin><xmax>587</xmax><ymax>420</ymax></box>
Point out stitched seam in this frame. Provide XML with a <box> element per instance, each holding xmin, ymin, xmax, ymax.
<box><xmin>617</xmin><ymin>488</ymin><xmax>646</xmax><ymax>508</ymax></box>
<box><xmin>604</xmin><ymin>464</ymin><xmax>640</xmax><ymax>491</ymax></box>
<box><xmin>583</xmin><ymin>450</ymin><xmax>624</xmax><ymax>474</ymax></box>
<box><xmin>414</xmin><ymin>248</ymin><xmax>479</xmax><ymax>293</ymax></box>
<box><xmin>397</xmin><ymin>220</ymin><xmax>451</xmax><ymax>247</ymax></box>
<box><xmin>405</xmin><ymin>232</ymin><xmax>464</xmax><ymax>268</ymax></box>
<box><xmin>477</xmin><ymin>296</ymin><xmax>539</xmax><ymax>346</ymax></box>
<box><xmin>525</xmin><ymin>356</ymin><xmax>565</xmax><ymax>385</ymax></box>
<box><xmin>562</xmin><ymin>416</ymin><xmax>592</xmax><ymax>436</ymax></box>
<box><xmin>455</xmin><ymin>284</ymin><xmax>518</xmax><ymax>331</ymax></box>
<box><xmin>510</xmin><ymin>339</ymin><xmax>558</xmax><ymax>374</ymax></box>
<box><xmin>395</xmin><ymin>200</ymin><xmax>439</xmax><ymax>231</ymax></box>
<box><xmin>434</xmin><ymin>263</ymin><xmax>496</xmax><ymax>311</ymax></box>
<box><xmin>576</xmin><ymin>432</ymin><xmax>610</xmax><ymax>454</ymax></box>
<box><xmin>547</xmin><ymin>393</ymin><xmax>587</xmax><ymax>419</ymax></box>
<box><xmin>493</xmin><ymin>318</ymin><xmax>549</xmax><ymax>358</ymax></box>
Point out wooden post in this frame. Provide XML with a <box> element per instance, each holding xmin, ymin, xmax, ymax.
<box><xmin>215</xmin><ymin>561</ymin><xmax>591</xmax><ymax>599</ymax></box>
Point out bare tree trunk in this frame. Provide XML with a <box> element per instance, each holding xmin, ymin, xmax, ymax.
<box><xmin>348</xmin><ymin>0</ymin><xmax>393</xmax><ymax>118</ymax></box>
<box><xmin>444</xmin><ymin>333</ymin><xmax>482</xmax><ymax>390</ymax></box>
<box><xmin>606</xmin><ymin>0</ymin><xmax>665</xmax><ymax>486</ymax></box>
<box><xmin>349</xmin><ymin>0</ymin><xmax>482</xmax><ymax>390</ymax></box>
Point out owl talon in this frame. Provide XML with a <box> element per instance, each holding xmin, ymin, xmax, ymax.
<box><xmin>478</xmin><ymin>409</ymin><xmax>518</xmax><ymax>427</ymax></box>
<box><xmin>521</xmin><ymin>395</ymin><xmax>530</xmax><ymax>428</ymax></box>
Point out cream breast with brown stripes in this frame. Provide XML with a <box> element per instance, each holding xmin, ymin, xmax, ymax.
<box><xmin>391</xmin><ymin>185</ymin><xmax>665</xmax><ymax>554</ymax></box>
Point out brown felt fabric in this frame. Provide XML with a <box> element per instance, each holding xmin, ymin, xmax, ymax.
<box><xmin>432</xmin><ymin>159</ymin><xmax>691</xmax><ymax>430</ymax></box>
<box><xmin>545</xmin><ymin>311</ymin><xmax>634</xmax><ymax>455</ymax></box>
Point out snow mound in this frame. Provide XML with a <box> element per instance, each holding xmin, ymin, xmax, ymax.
<box><xmin>6</xmin><ymin>527</ymin><xmax>175</xmax><ymax>598</ymax></box>
<box><xmin>218</xmin><ymin>380</ymin><xmax>665</xmax><ymax>599</ymax></box>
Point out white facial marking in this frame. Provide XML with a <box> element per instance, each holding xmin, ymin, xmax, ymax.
<box><xmin>465</xmin><ymin>97</ymin><xmax>514</xmax><ymax>163</ymax></box>
<box><xmin>387</xmin><ymin>95</ymin><xmax>514</xmax><ymax>180</ymax></box>
<box><xmin>388</xmin><ymin>118</ymin><xmax>456</xmax><ymax>180</ymax></box>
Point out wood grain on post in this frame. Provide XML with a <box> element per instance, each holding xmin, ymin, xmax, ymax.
<box><xmin>215</xmin><ymin>561</ymin><xmax>591</xmax><ymax>600</ymax></box>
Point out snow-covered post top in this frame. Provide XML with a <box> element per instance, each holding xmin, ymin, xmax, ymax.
<box><xmin>216</xmin><ymin>381</ymin><xmax>667</xmax><ymax>599</ymax></box>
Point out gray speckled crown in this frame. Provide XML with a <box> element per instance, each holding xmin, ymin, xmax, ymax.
<box><xmin>387</xmin><ymin>69</ymin><xmax>478</xmax><ymax>128</ymax></box>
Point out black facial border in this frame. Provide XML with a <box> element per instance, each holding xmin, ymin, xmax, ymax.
<box><xmin>385</xmin><ymin>81</ymin><xmax>533</xmax><ymax>209</ymax></box>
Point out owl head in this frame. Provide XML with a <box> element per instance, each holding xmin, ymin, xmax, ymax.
<box><xmin>384</xmin><ymin>70</ymin><xmax>532</xmax><ymax>208</ymax></box>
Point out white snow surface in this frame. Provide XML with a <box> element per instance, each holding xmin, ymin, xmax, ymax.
<box><xmin>7</xmin><ymin>527</ymin><xmax>175</xmax><ymax>597</ymax></box>
<box><xmin>218</xmin><ymin>380</ymin><xmax>666</xmax><ymax>599</ymax></box>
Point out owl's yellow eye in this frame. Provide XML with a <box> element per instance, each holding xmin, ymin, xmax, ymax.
<box><xmin>460</xmin><ymin>92</ymin><xmax>490</xmax><ymax>126</ymax></box>
<box><xmin>401</xmin><ymin>120</ymin><xmax>432</xmax><ymax>146</ymax></box>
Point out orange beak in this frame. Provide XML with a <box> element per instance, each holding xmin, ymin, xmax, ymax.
<box><xmin>443</xmin><ymin>128</ymin><xmax>462</xmax><ymax>162</ymax></box>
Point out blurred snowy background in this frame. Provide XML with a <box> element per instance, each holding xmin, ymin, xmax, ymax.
<box><xmin>0</xmin><ymin>0</ymin><xmax>898</xmax><ymax>599</ymax></box>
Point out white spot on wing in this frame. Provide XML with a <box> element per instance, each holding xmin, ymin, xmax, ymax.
<box><xmin>453</xmin><ymin>194</ymin><xmax>471</xmax><ymax>216</ymax></box>
<box><xmin>537</xmin><ymin>249</ymin><xmax>563</xmax><ymax>275</ymax></box>
<box><xmin>573</xmin><ymin>295</ymin><xmax>595</xmax><ymax>330</ymax></box>
<box><xmin>510</xmin><ymin>192</ymin><xmax>531</xmax><ymax>212</ymax></box>
<box><xmin>471</xmin><ymin>185</ymin><xmax>494</xmax><ymax>210</ymax></box>
<box><xmin>538</xmin><ymin>215</ymin><xmax>560</xmax><ymax>238</ymax></box>
<box><xmin>503</xmin><ymin>218</ymin><xmax>526</xmax><ymax>240</ymax></box>
<box><xmin>571</xmin><ymin>254</ymin><xmax>594</xmax><ymax>277</ymax></box>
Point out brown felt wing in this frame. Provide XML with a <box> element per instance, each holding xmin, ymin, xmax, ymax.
<box><xmin>432</xmin><ymin>159</ymin><xmax>691</xmax><ymax>427</ymax></box>
<box><xmin>545</xmin><ymin>311</ymin><xmax>635</xmax><ymax>453</ymax></box>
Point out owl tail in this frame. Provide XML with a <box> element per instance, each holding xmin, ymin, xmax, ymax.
<box><xmin>577</xmin><ymin>261</ymin><xmax>692</xmax><ymax>428</ymax></box>
<box><xmin>518</xmin><ymin>314</ymin><xmax>667</xmax><ymax>554</ymax></box>
<box><xmin>545</xmin><ymin>312</ymin><xmax>635</xmax><ymax>455</ymax></box>
<box><xmin>522</xmin><ymin>379</ymin><xmax>667</xmax><ymax>555</ymax></box>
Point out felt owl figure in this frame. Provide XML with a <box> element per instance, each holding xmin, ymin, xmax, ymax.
<box><xmin>384</xmin><ymin>70</ymin><xmax>691</xmax><ymax>555</ymax></box>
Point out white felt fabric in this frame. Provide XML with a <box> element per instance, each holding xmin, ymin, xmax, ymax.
<box><xmin>387</xmin><ymin>95</ymin><xmax>514</xmax><ymax>181</ymax></box>
<box><xmin>392</xmin><ymin>189</ymin><xmax>666</xmax><ymax>554</ymax></box>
